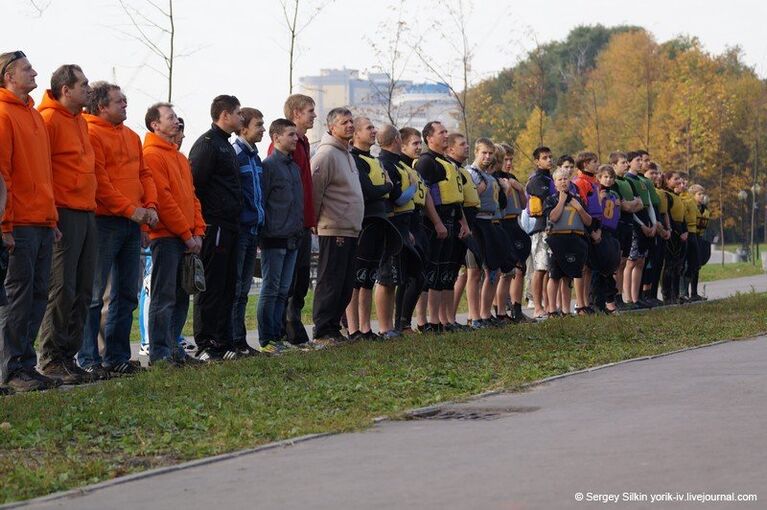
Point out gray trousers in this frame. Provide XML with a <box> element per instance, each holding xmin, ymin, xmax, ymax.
<box><xmin>38</xmin><ymin>208</ymin><xmax>98</xmax><ymax>368</ymax></box>
<box><xmin>0</xmin><ymin>226</ymin><xmax>54</xmax><ymax>383</ymax></box>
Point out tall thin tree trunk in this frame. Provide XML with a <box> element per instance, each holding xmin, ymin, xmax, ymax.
<box><xmin>288</xmin><ymin>0</ymin><xmax>298</xmax><ymax>94</ymax></box>
<box><xmin>167</xmin><ymin>0</ymin><xmax>174</xmax><ymax>102</ymax></box>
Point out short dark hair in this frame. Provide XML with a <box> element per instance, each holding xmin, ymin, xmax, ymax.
<box><xmin>556</xmin><ymin>155</ymin><xmax>574</xmax><ymax>167</ymax></box>
<box><xmin>533</xmin><ymin>146</ymin><xmax>552</xmax><ymax>160</ymax></box>
<box><xmin>145</xmin><ymin>102</ymin><xmax>173</xmax><ymax>132</ymax></box>
<box><xmin>575</xmin><ymin>151</ymin><xmax>598</xmax><ymax>170</ymax></box>
<box><xmin>648</xmin><ymin>161</ymin><xmax>658</xmax><ymax>171</ymax></box>
<box><xmin>636</xmin><ymin>149</ymin><xmax>649</xmax><ymax>157</ymax></box>
<box><xmin>177</xmin><ymin>117</ymin><xmax>185</xmax><ymax>131</ymax></box>
<box><xmin>422</xmin><ymin>121</ymin><xmax>442</xmax><ymax>142</ymax></box>
<box><xmin>609</xmin><ymin>151</ymin><xmax>627</xmax><ymax>165</ymax></box>
<box><xmin>596</xmin><ymin>164</ymin><xmax>615</xmax><ymax>178</ymax></box>
<box><xmin>399</xmin><ymin>127</ymin><xmax>421</xmax><ymax>143</ymax></box>
<box><xmin>86</xmin><ymin>81</ymin><xmax>121</xmax><ymax>115</ymax></box>
<box><xmin>447</xmin><ymin>132</ymin><xmax>465</xmax><ymax>148</ymax></box>
<box><xmin>237</xmin><ymin>107</ymin><xmax>263</xmax><ymax>135</ymax></box>
<box><xmin>626</xmin><ymin>151</ymin><xmax>642</xmax><ymax>163</ymax></box>
<box><xmin>50</xmin><ymin>64</ymin><xmax>84</xmax><ymax>100</ymax></box>
<box><xmin>210</xmin><ymin>94</ymin><xmax>240</xmax><ymax>121</ymax></box>
<box><xmin>326</xmin><ymin>107</ymin><xmax>352</xmax><ymax>129</ymax></box>
<box><xmin>269</xmin><ymin>118</ymin><xmax>296</xmax><ymax>139</ymax></box>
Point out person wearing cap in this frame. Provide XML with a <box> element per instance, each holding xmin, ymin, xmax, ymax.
<box><xmin>0</xmin><ymin>51</ymin><xmax>62</xmax><ymax>392</ymax></box>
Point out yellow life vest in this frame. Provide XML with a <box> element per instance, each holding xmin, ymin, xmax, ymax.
<box><xmin>358</xmin><ymin>154</ymin><xmax>389</xmax><ymax>200</ymax></box>
<box><xmin>393</xmin><ymin>160</ymin><xmax>416</xmax><ymax>213</ymax></box>
<box><xmin>458</xmin><ymin>166</ymin><xmax>480</xmax><ymax>208</ymax></box>
<box><xmin>410</xmin><ymin>168</ymin><xmax>427</xmax><ymax>207</ymax></box>
<box><xmin>680</xmin><ymin>192</ymin><xmax>698</xmax><ymax>234</ymax></box>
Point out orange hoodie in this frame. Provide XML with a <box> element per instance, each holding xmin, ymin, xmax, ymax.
<box><xmin>0</xmin><ymin>88</ymin><xmax>58</xmax><ymax>232</ymax></box>
<box><xmin>84</xmin><ymin>114</ymin><xmax>158</xmax><ymax>218</ymax></box>
<box><xmin>38</xmin><ymin>90</ymin><xmax>96</xmax><ymax>211</ymax></box>
<box><xmin>143</xmin><ymin>131</ymin><xmax>205</xmax><ymax>241</ymax></box>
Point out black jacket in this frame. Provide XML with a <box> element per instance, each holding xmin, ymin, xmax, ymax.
<box><xmin>189</xmin><ymin>123</ymin><xmax>243</xmax><ymax>230</ymax></box>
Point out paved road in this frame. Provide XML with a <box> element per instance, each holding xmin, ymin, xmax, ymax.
<box><xmin>16</xmin><ymin>274</ymin><xmax>767</xmax><ymax>510</ymax></box>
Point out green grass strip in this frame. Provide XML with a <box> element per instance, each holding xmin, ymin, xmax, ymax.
<box><xmin>2</xmin><ymin>292</ymin><xmax>766</xmax><ymax>504</ymax></box>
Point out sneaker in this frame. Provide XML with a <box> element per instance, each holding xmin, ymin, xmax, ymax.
<box><xmin>310</xmin><ymin>336</ymin><xmax>342</xmax><ymax>349</ymax></box>
<box><xmin>469</xmin><ymin>320</ymin><xmax>485</xmax><ymax>330</ymax></box>
<box><xmin>378</xmin><ymin>329</ymin><xmax>401</xmax><ymax>340</ymax></box>
<box><xmin>0</xmin><ymin>385</ymin><xmax>14</xmax><ymax>396</ymax></box>
<box><xmin>443</xmin><ymin>323</ymin><xmax>458</xmax><ymax>333</ymax></box>
<box><xmin>107</xmin><ymin>360</ymin><xmax>144</xmax><ymax>376</ymax></box>
<box><xmin>635</xmin><ymin>299</ymin><xmax>653</xmax><ymax>309</ymax></box>
<box><xmin>258</xmin><ymin>342</ymin><xmax>284</xmax><ymax>356</ymax></box>
<box><xmin>40</xmin><ymin>361</ymin><xmax>83</xmax><ymax>385</ymax></box>
<box><xmin>511</xmin><ymin>303</ymin><xmax>534</xmax><ymax>324</ymax></box>
<box><xmin>196</xmin><ymin>348</ymin><xmax>223</xmax><ymax>362</ymax></box>
<box><xmin>5</xmin><ymin>370</ymin><xmax>48</xmax><ymax>392</ymax></box>
<box><xmin>361</xmin><ymin>330</ymin><xmax>379</xmax><ymax>341</ymax></box>
<box><xmin>422</xmin><ymin>323</ymin><xmax>442</xmax><ymax>335</ymax></box>
<box><xmin>138</xmin><ymin>344</ymin><xmax>149</xmax><ymax>357</ymax></box>
<box><xmin>348</xmin><ymin>331</ymin><xmax>364</xmax><ymax>342</ymax></box>
<box><xmin>82</xmin><ymin>364</ymin><xmax>111</xmax><ymax>381</ymax></box>
<box><xmin>236</xmin><ymin>344</ymin><xmax>261</xmax><ymax>357</ymax></box>
<box><xmin>689</xmin><ymin>294</ymin><xmax>705</xmax><ymax>302</ymax></box>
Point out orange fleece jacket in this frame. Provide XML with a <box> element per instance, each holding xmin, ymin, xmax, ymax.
<box><xmin>84</xmin><ymin>114</ymin><xmax>158</xmax><ymax>218</ymax></box>
<box><xmin>143</xmin><ymin>132</ymin><xmax>205</xmax><ymax>241</ymax></box>
<box><xmin>0</xmin><ymin>88</ymin><xmax>58</xmax><ymax>232</ymax></box>
<box><xmin>38</xmin><ymin>90</ymin><xmax>97</xmax><ymax>211</ymax></box>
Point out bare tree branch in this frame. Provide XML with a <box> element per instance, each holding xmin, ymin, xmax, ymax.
<box><xmin>279</xmin><ymin>0</ymin><xmax>334</xmax><ymax>94</ymax></box>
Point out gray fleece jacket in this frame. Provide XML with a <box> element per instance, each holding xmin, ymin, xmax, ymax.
<box><xmin>310</xmin><ymin>132</ymin><xmax>364</xmax><ymax>237</ymax></box>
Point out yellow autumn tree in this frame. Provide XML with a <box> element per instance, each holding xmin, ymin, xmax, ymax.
<box><xmin>514</xmin><ymin>106</ymin><xmax>550</xmax><ymax>177</ymax></box>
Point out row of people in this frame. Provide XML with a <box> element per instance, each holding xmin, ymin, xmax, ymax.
<box><xmin>0</xmin><ymin>50</ymin><xmax>711</xmax><ymax>395</ymax></box>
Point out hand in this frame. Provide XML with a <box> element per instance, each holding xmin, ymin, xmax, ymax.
<box><xmin>558</xmin><ymin>190</ymin><xmax>568</xmax><ymax>201</ymax></box>
<box><xmin>130</xmin><ymin>207</ymin><xmax>149</xmax><ymax>225</ymax></box>
<box><xmin>145</xmin><ymin>208</ymin><xmax>159</xmax><ymax>228</ymax></box>
<box><xmin>435</xmin><ymin>221</ymin><xmax>448</xmax><ymax>239</ymax></box>
<box><xmin>590</xmin><ymin>229</ymin><xmax>602</xmax><ymax>243</ymax></box>
<box><xmin>498</xmin><ymin>178</ymin><xmax>510</xmax><ymax>192</ymax></box>
<box><xmin>141</xmin><ymin>231</ymin><xmax>150</xmax><ymax>248</ymax></box>
<box><xmin>184</xmin><ymin>237</ymin><xmax>201</xmax><ymax>254</ymax></box>
<box><xmin>311</xmin><ymin>227</ymin><xmax>317</xmax><ymax>235</ymax></box>
<box><xmin>599</xmin><ymin>189</ymin><xmax>607</xmax><ymax>200</ymax></box>
<box><xmin>53</xmin><ymin>227</ymin><xmax>63</xmax><ymax>243</ymax></box>
<box><xmin>193</xmin><ymin>236</ymin><xmax>203</xmax><ymax>254</ymax></box>
<box><xmin>458</xmin><ymin>221</ymin><xmax>470</xmax><ymax>239</ymax></box>
<box><xmin>2</xmin><ymin>232</ymin><xmax>14</xmax><ymax>254</ymax></box>
<box><xmin>661</xmin><ymin>229</ymin><xmax>671</xmax><ymax>240</ymax></box>
<box><xmin>680</xmin><ymin>232</ymin><xmax>689</xmax><ymax>242</ymax></box>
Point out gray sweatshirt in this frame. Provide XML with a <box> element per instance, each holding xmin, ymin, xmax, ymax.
<box><xmin>311</xmin><ymin>132</ymin><xmax>364</xmax><ymax>237</ymax></box>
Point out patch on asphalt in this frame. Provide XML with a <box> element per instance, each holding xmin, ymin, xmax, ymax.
<box><xmin>406</xmin><ymin>406</ymin><xmax>540</xmax><ymax>421</ymax></box>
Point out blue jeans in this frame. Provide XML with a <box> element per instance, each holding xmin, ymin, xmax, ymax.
<box><xmin>0</xmin><ymin>227</ymin><xmax>53</xmax><ymax>382</ymax></box>
<box><xmin>147</xmin><ymin>238</ymin><xmax>189</xmax><ymax>362</ymax></box>
<box><xmin>78</xmin><ymin>216</ymin><xmax>140</xmax><ymax>369</ymax></box>
<box><xmin>256</xmin><ymin>247</ymin><xmax>297</xmax><ymax>344</ymax></box>
<box><xmin>231</xmin><ymin>229</ymin><xmax>259</xmax><ymax>348</ymax></box>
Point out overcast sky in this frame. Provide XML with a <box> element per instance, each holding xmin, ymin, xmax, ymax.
<box><xmin>4</xmin><ymin>0</ymin><xmax>766</xmax><ymax>152</ymax></box>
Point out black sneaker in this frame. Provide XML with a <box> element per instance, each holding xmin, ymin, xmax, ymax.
<box><xmin>82</xmin><ymin>364</ymin><xmax>111</xmax><ymax>381</ymax></box>
<box><xmin>107</xmin><ymin>360</ymin><xmax>144</xmax><ymax>376</ymax></box>
<box><xmin>235</xmin><ymin>345</ymin><xmax>261</xmax><ymax>357</ymax></box>
<box><xmin>196</xmin><ymin>348</ymin><xmax>223</xmax><ymax>362</ymax></box>
<box><xmin>511</xmin><ymin>303</ymin><xmax>534</xmax><ymax>324</ymax></box>
<box><xmin>422</xmin><ymin>323</ymin><xmax>442</xmax><ymax>335</ymax></box>
<box><xmin>40</xmin><ymin>361</ymin><xmax>83</xmax><ymax>385</ymax></box>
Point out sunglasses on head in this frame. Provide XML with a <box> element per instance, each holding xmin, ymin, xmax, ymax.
<box><xmin>1</xmin><ymin>51</ymin><xmax>26</xmax><ymax>78</ymax></box>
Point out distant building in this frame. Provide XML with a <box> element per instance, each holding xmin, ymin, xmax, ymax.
<box><xmin>298</xmin><ymin>68</ymin><xmax>462</xmax><ymax>143</ymax></box>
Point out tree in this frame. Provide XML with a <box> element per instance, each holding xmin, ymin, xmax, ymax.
<box><xmin>513</xmin><ymin>106</ymin><xmax>550</xmax><ymax>175</ymax></box>
<box><xmin>279</xmin><ymin>0</ymin><xmax>333</xmax><ymax>94</ymax></box>
<box><xmin>414</xmin><ymin>0</ymin><xmax>474</xmax><ymax>139</ymax></box>
<box><xmin>116</xmin><ymin>0</ymin><xmax>177</xmax><ymax>101</ymax></box>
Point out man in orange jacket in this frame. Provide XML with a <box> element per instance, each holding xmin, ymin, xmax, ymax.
<box><xmin>0</xmin><ymin>51</ymin><xmax>62</xmax><ymax>393</ymax></box>
<box><xmin>77</xmin><ymin>82</ymin><xmax>158</xmax><ymax>378</ymax></box>
<box><xmin>143</xmin><ymin>102</ymin><xmax>205</xmax><ymax>365</ymax></box>
<box><xmin>36</xmin><ymin>65</ymin><xmax>99</xmax><ymax>386</ymax></box>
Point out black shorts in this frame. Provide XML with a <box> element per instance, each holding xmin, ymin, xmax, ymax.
<box><xmin>474</xmin><ymin>218</ymin><xmax>513</xmax><ymax>272</ymax></box>
<box><xmin>546</xmin><ymin>233</ymin><xmax>588</xmax><ymax>280</ymax></box>
<box><xmin>424</xmin><ymin>205</ymin><xmax>461</xmax><ymax>291</ymax></box>
<box><xmin>354</xmin><ymin>217</ymin><xmax>402</xmax><ymax>289</ymax></box>
<box><xmin>618</xmin><ymin>220</ymin><xmax>633</xmax><ymax>258</ymax></box>
<box><xmin>629</xmin><ymin>227</ymin><xmax>650</xmax><ymax>261</ymax></box>
<box><xmin>501</xmin><ymin>218</ymin><xmax>531</xmax><ymax>269</ymax></box>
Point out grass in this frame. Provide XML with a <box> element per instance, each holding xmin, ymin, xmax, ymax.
<box><xmin>2</xmin><ymin>292</ymin><xmax>767</xmax><ymax>504</ymax></box>
<box><xmin>700</xmin><ymin>261</ymin><xmax>763</xmax><ymax>282</ymax></box>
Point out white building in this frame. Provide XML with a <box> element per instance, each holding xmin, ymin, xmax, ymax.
<box><xmin>298</xmin><ymin>68</ymin><xmax>462</xmax><ymax>143</ymax></box>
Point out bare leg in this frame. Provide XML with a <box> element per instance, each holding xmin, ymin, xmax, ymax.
<box><xmin>532</xmin><ymin>270</ymin><xmax>546</xmax><ymax>317</ymax></box>
<box><xmin>427</xmin><ymin>289</ymin><xmax>441</xmax><ymax>325</ymax></box>
<box><xmin>480</xmin><ymin>269</ymin><xmax>499</xmax><ymax>319</ymax></box>
<box><xmin>415</xmin><ymin>292</ymin><xmax>427</xmax><ymax>328</ymax></box>
<box><xmin>546</xmin><ymin>277</ymin><xmax>560</xmax><ymax>314</ymax></box>
<box><xmin>374</xmin><ymin>284</ymin><xmax>395</xmax><ymax>333</ymax></box>
<box><xmin>346</xmin><ymin>288</ymin><xmax>360</xmax><ymax>334</ymax></box>
<box><xmin>466</xmin><ymin>267</ymin><xmax>481</xmax><ymax>321</ymax></box>
<box><xmin>453</xmin><ymin>269</ymin><xmax>467</xmax><ymax>317</ymax></box>
<box><xmin>358</xmin><ymin>287</ymin><xmax>373</xmax><ymax>333</ymax></box>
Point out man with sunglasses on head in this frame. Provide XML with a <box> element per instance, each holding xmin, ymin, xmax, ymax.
<box><xmin>0</xmin><ymin>51</ymin><xmax>62</xmax><ymax>392</ymax></box>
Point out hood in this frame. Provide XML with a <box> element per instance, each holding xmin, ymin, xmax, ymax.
<box><xmin>143</xmin><ymin>131</ymin><xmax>177</xmax><ymax>152</ymax></box>
<box><xmin>0</xmin><ymin>87</ymin><xmax>34</xmax><ymax>107</ymax></box>
<box><xmin>83</xmin><ymin>112</ymin><xmax>120</xmax><ymax>130</ymax></box>
<box><xmin>319</xmin><ymin>131</ymin><xmax>351</xmax><ymax>152</ymax></box>
<box><xmin>38</xmin><ymin>89</ymin><xmax>76</xmax><ymax>117</ymax></box>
